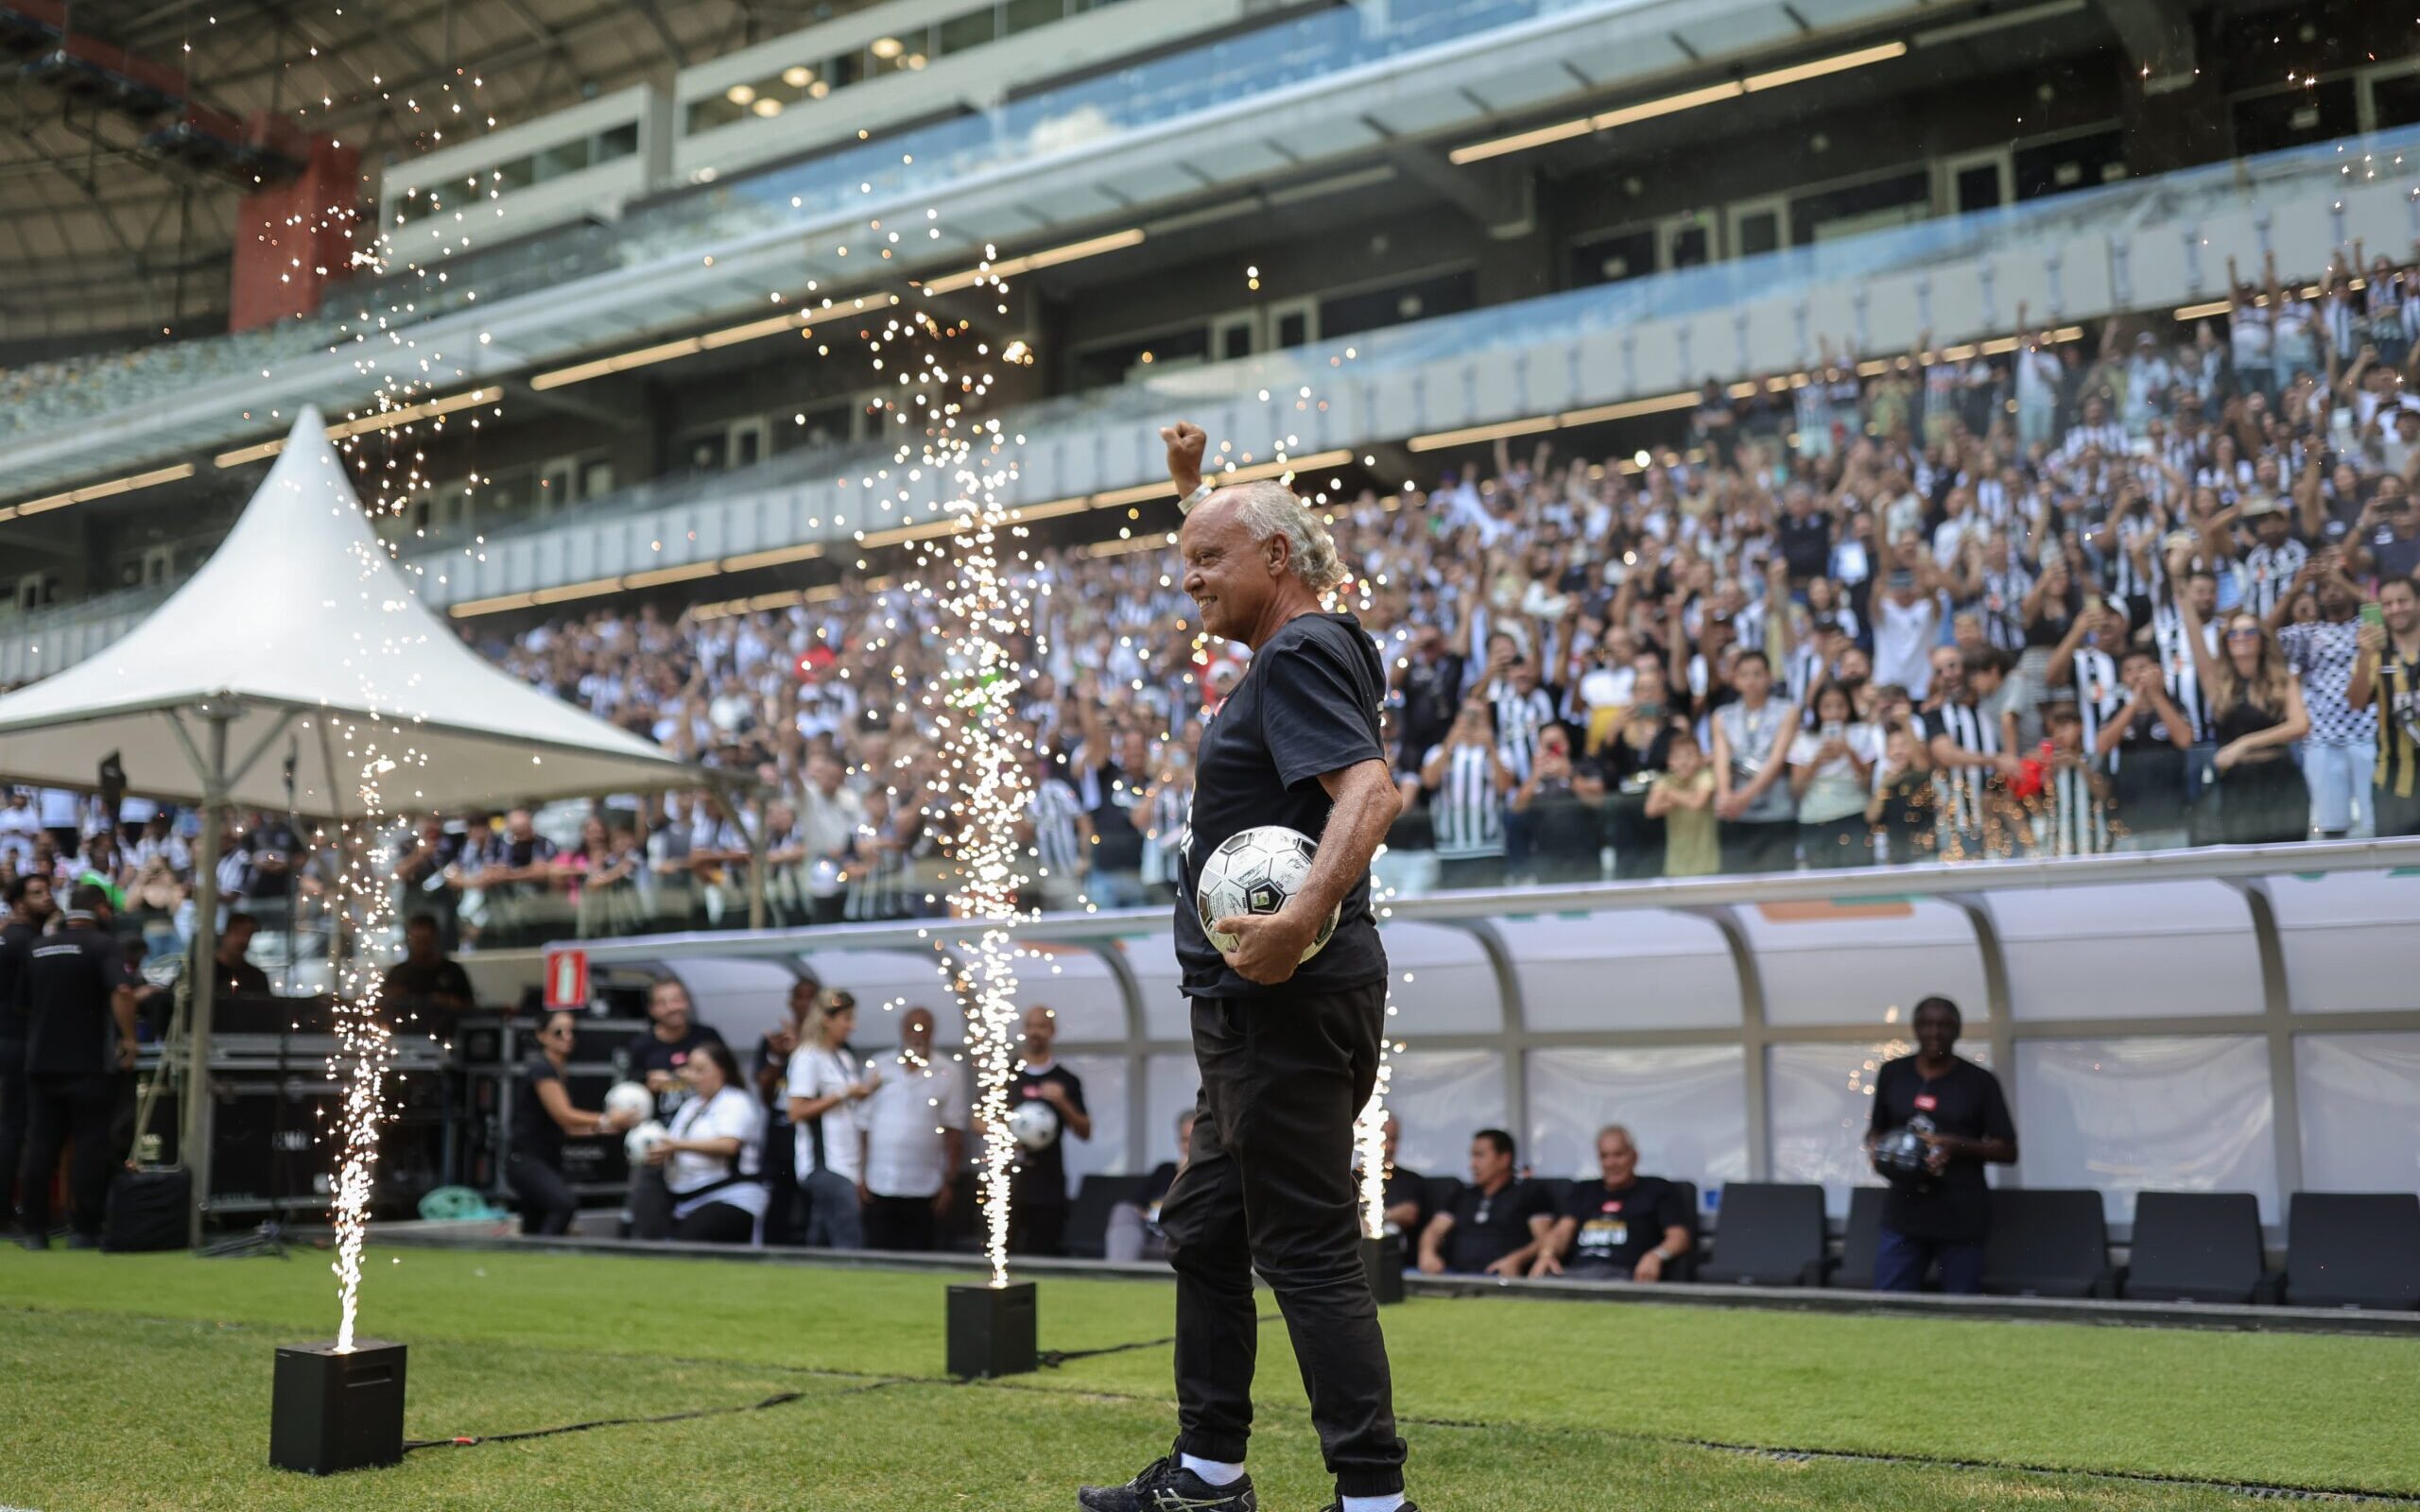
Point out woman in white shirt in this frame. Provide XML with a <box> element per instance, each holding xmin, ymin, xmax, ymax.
<box><xmin>1789</xmin><ymin>681</ymin><xmax>1882</xmax><ymax>868</ymax></box>
<box><xmin>636</xmin><ymin>1040</ymin><xmax>767</xmax><ymax>1245</ymax></box>
<box><xmin>785</xmin><ymin>989</ymin><xmax>877</xmax><ymax>1249</ymax></box>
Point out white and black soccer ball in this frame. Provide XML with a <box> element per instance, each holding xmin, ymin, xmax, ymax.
<box><xmin>603</xmin><ymin>1081</ymin><xmax>654</xmax><ymax>1125</ymax></box>
<box><xmin>1195</xmin><ymin>824</ymin><xmax>1340</xmax><ymax>964</ymax></box>
<box><xmin>1007</xmin><ymin>1099</ymin><xmax>1060</xmax><ymax>1152</ymax></box>
<box><xmin>623</xmin><ymin>1119</ymin><xmax>669</xmax><ymax>1164</ymax></box>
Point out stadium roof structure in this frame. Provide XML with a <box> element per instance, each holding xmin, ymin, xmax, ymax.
<box><xmin>0</xmin><ymin>405</ymin><xmax>700</xmax><ymax>815</ymax></box>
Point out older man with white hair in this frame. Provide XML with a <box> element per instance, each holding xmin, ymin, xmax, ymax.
<box><xmin>1078</xmin><ymin>424</ymin><xmax>1413</xmax><ymax>1512</ymax></box>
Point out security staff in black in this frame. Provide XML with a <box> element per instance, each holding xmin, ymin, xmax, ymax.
<box><xmin>17</xmin><ymin>885</ymin><xmax>137</xmax><ymax>1249</ymax></box>
<box><xmin>1864</xmin><ymin>995</ymin><xmax>2016</xmax><ymax>1294</ymax></box>
<box><xmin>0</xmin><ymin>872</ymin><xmax>58</xmax><ymax>1230</ymax></box>
<box><xmin>1081</xmin><ymin>426</ymin><xmax>1416</xmax><ymax>1512</ymax></box>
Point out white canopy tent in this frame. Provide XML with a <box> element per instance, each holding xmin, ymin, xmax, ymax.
<box><xmin>0</xmin><ymin>408</ymin><xmax>708</xmax><ymax>1242</ymax></box>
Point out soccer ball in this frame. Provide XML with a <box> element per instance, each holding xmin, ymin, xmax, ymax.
<box><xmin>603</xmin><ymin>1081</ymin><xmax>654</xmax><ymax>1125</ymax></box>
<box><xmin>624</xmin><ymin>1119</ymin><xmax>669</xmax><ymax>1164</ymax></box>
<box><xmin>1007</xmin><ymin>1099</ymin><xmax>1060</xmax><ymax>1151</ymax></box>
<box><xmin>1196</xmin><ymin>825</ymin><xmax>1339</xmax><ymax>963</ymax></box>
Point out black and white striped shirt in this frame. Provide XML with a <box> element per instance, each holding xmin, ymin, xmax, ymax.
<box><xmin>1489</xmin><ymin>684</ymin><xmax>1557</xmax><ymax>783</ymax></box>
<box><xmin>2150</xmin><ymin>603</ymin><xmax>2213</xmax><ymax>741</ymax></box>
<box><xmin>1929</xmin><ymin>700</ymin><xmax>2001</xmax><ymax>835</ymax></box>
<box><xmin>1026</xmin><ymin>779</ymin><xmax>1085</xmax><ymax>880</ymax></box>
<box><xmin>1425</xmin><ymin>744</ymin><xmax>1505</xmax><ymax>858</ymax></box>
<box><xmin>2045</xmin><ymin>764</ymin><xmax>2112</xmax><ymax>856</ymax></box>
<box><xmin>2068</xmin><ymin>647</ymin><xmax>2123</xmax><ymax>770</ymax></box>
<box><xmin>1976</xmin><ymin>566</ymin><xmax>2033</xmax><ymax>653</ymax></box>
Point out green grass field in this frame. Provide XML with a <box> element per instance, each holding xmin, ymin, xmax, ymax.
<box><xmin>3</xmin><ymin>1243</ymin><xmax>2416</xmax><ymax>1511</ymax></box>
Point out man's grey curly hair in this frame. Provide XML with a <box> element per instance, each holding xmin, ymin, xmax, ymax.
<box><xmin>1221</xmin><ymin>478</ymin><xmax>1349</xmax><ymax>596</ymax></box>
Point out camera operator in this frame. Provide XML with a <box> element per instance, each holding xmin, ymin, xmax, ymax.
<box><xmin>1864</xmin><ymin>995</ymin><xmax>2016</xmax><ymax>1294</ymax></box>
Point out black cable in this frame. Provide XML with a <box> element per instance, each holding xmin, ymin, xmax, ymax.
<box><xmin>402</xmin><ymin>1378</ymin><xmax>907</xmax><ymax>1453</ymax></box>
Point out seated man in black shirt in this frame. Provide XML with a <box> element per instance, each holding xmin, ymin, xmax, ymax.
<box><xmin>1530</xmin><ymin>1124</ymin><xmax>1692</xmax><ymax>1282</ymax></box>
<box><xmin>1415</xmin><ymin>1127</ymin><xmax>1553</xmax><ymax>1278</ymax></box>
<box><xmin>1864</xmin><ymin>995</ymin><xmax>2017</xmax><ymax>1294</ymax></box>
<box><xmin>380</xmin><ymin>914</ymin><xmax>475</xmax><ymax>1017</ymax></box>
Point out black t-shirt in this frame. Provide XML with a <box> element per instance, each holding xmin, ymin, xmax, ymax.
<box><xmin>1082</xmin><ymin>759</ymin><xmax>1147</xmax><ymax>874</ymax></box>
<box><xmin>1141</xmin><ymin>1159</ymin><xmax>1180</xmax><ymax>1210</ymax></box>
<box><xmin>623</xmin><ymin>1023</ymin><xmax>728</xmax><ymax>1118</ymax></box>
<box><xmin>1397</xmin><ymin>652</ymin><xmax>1466</xmax><ymax>770</ymax></box>
<box><xmin>242</xmin><ymin>822</ymin><xmax>301</xmax><ymax>899</ymax></box>
<box><xmin>25</xmin><ymin>923</ymin><xmax>128</xmax><ymax>1075</ymax></box>
<box><xmin>212</xmin><ymin>951</ymin><xmax>271</xmax><ymax>998</ymax></box>
<box><xmin>1443</xmin><ymin>1178</ymin><xmax>1552</xmax><ymax>1273</ymax></box>
<box><xmin>1778</xmin><ymin>513</ymin><xmax>1835</xmax><ymax>579</ymax></box>
<box><xmin>513</xmin><ymin>1054</ymin><xmax>568</xmax><ymax>1167</ymax></box>
<box><xmin>1560</xmin><ymin>1176</ymin><xmax>1689</xmax><ymax>1275</ymax></box>
<box><xmin>1010</xmin><ymin>1061</ymin><xmax>1087</xmax><ymax>1209</ymax></box>
<box><xmin>1866</xmin><ymin>1054</ymin><xmax>2016</xmax><ymax>1242</ymax></box>
<box><xmin>1178</xmin><ymin>613</ymin><xmax>1391</xmax><ymax>999</ymax></box>
<box><xmin>0</xmin><ymin>918</ymin><xmax>37</xmax><ymax>1040</ymax></box>
<box><xmin>2111</xmin><ymin>707</ymin><xmax>2188</xmax><ymax>825</ymax></box>
<box><xmin>1382</xmin><ymin>1164</ymin><xmax>1428</xmax><ymax>1235</ymax></box>
<box><xmin>382</xmin><ymin>956</ymin><xmax>475</xmax><ymax>1006</ymax></box>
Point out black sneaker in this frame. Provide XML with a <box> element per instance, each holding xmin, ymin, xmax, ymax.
<box><xmin>1078</xmin><ymin>1449</ymin><xmax>1256</xmax><ymax>1512</ymax></box>
<box><xmin>1317</xmin><ymin>1503</ymin><xmax>1418</xmax><ymax>1512</ymax></box>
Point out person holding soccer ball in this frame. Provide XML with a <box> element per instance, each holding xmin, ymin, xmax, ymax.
<box><xmin>1078</xmin><ymin>423</ymin><xmax>1413</xmax><ymax>1512</ymax></box>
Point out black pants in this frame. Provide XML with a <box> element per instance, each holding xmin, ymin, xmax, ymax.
<box><xmin>19</xmin><ymin>1073</ymin><xmax>115</xmax><ymax>1239</ymax></box>
<box><xmin>1009</xmin><ymin>1200</ymin><xmax>1066</xmax><ymax>1257</ymax></box>
<box><xmin>0</xmin><ymin>1039</ymin><xmax>26</xmax><ymax>1227</ymax></box>
<box><xmin>1163</xmin><ymin>979</ymin><xmax>1405</xmax><ymax>1500</ymax></box>
<box><xmin>863</xmin><ymin>1193</ymin><xmax>938</xmax><ymax>1252</ymax></box>
<box><xmin>760</xmin><ymin>1115</ymin><xmax>803</xmax><ymax>1246</ymax></box>
<box><xmin>505</xmin><ymin>1151</ymin><xmax>579</xmax><ymax>1236</ymax></box>
<box><xmin>670</xmin><ymin>1199</ymin><xmax>755</xmax><ymax>1245</ymax></box>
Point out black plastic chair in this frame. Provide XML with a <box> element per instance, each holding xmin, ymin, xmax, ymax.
<box><xmin>2120</xmin><ymin>1192</ymin><xmax>2274</xmax><ymax>1304</ymax></box>
<box><xmin>1697</xmin><ymin>1182</ymin><xmax>1828</xmax><ymax>1286</ymax></box>
<box><xmin>1063</xmin><ymin>1174</ymin><xmax>1152</xmax><ymax>1259</ymax></box>
<box><xmin>1982</xmin><ymin>1188</ymin><xmax>2116</xmax><ymax>1297</ymax></box>
<box><xmin>1829</xmin><ymin>1186</ymin><xmax>1888</xmax><ymax>1290</ymax></box>
<box><xmin>2283</xmin><ymin>1193</ymin><xmax>2420</xmax><ymax>1311</ymax></box>
<box><xmin>1666</xmin><ymin>1179</ymin><xmax>1702</xmax><ymax>1282</ymax></box>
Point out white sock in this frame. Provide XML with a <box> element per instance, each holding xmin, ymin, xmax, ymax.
<box><xmin>1341</xmin><ymin>1495</ymin><xmax>1407</xmax><ymax>1512</ymax></box>
<box><xmin>1181</xmin><ymin>1455</ymin><xmax>1245</xmax><ymax>1486</ymax></box>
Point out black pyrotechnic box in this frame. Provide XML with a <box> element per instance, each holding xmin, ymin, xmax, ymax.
<box><xmin>946</xmin><ymin>1281</ymin><xmax>1037</xmax><ymax>1379</ymax></box>
<box><xmin>268</xmin><ymin>1339</ymin><xmax>408</xmax><ymax>1475</ymax></box>
<box><xmin>1361</xmin><ymin>1232</ymin><xmax>1406</xmax><ymax>1304</ymax></box>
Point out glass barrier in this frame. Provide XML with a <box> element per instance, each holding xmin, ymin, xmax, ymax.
<box><xmin>422</xmin><ymin>786</ymin><xmax>2404</xmax><ymax>951</ymax></box>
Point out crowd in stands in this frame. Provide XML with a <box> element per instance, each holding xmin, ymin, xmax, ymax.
<box><xmin>10</xmin><ymin>245</ymin><xmax>2420</xmax><ymax>958</ymax></box>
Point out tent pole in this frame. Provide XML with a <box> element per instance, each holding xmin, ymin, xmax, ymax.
<box><xmin>182</xmin><ymin>709</ymin><xmax>231</xmax><ymax>1249</ymax></box>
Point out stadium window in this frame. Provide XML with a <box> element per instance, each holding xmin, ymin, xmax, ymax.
<box><xmin>2013</xmin><ymin>129</ymin><xmax>2127</xmax><ymax>201</ymax></box>
<box><xmin>1217</xmin><ymin>317</ymin><xmax>1253</xmax><ymax>361</ymax></box>
<box><xmin>596</xmin><ymin>122</ymin><xmax>641</xmax><ymax>163</ymax></box>
<box><xmin>2368</xmin><ymin>65</ymin><xmax>2420</xmax><ymax>131</ymax></box>
<box><xmin>1004</xmin><ymin>0</ymin><xmax>1065</xmax><ymax>36</ymax></box>
<box><xmin>579</xmin><ymin>459</ymin><xmax>617</xmax><ymax>499</ymax></box>
<box><xmin>1075</xmin><ymin>324</ymin><xmax>1211</xmax><ymax>388</ymax></box>
<box><xmin>688</xmin><ymin>95</ymin><xmax>747</xmax><ymax>132</ymax></box>
<box><xmin>534</xmin><ymin>137</ymin><xmax>594</xmax><ymax>181</ymax></box>
<box><xmin>830</xmin><ymin>50</ymin><xmax>866</xmax><ymax>88</ymax></box>
<box><xmin>938</xmin><ymin>7</ymin><xmax>998</xmax><ymax>56</ymax></box>
<box><xmin>1788</xmin><ymin>168</ymin><xmax>1929</xmax><ymax>244</ymax></box>
<box><xmin>1317</xmin><ymin>269</ymin><xmax>1477</xmax><ymax>341</ymax></box>
<box><xmin>493</xmin><ymin>155</ymin><xmax>537</xmax><ymax>193</ymax></box>
<box><xmin>2230</xmin><ymin>78</ymin><xmax>2359</xmax><ymax>156</ymax></box>
<box><xmin>1568</xmin><ymin>226</ymin><xmax>1656</xmax><ymax>288</ymax></box>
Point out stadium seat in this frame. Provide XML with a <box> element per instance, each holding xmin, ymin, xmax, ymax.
<box><xmin>2119</xmin><ymin>1192</ymin><xmax>2274</xmax><ymax>1305</ymax></box>
<box><xmin>1981</xmin><ymin>1188</ymin><xmax>2115</xmax><ymax>1298</ymax></box>
<box><xmin>1697</xmin><ymin>1182</ymin><xmax>1828</xmax><ymax>1286</ymax></box>
<box><xmin>2282</xmin><ymin>1193</ymin><xmax>2420</xmax><ymax>1311</ymax></box>
<box><xmin>1064</xmin><ymin>1174</ymin><xmax>1152</xmax><ymax>1259</ymax></box>
<box><xmin>1829</xmin><ymin>1187</ymin><xmax>1888</xmax><ymax>1290</ymax></box>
